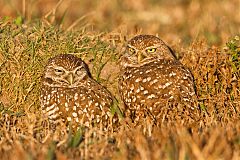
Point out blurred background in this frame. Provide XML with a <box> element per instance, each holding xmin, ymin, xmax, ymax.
<box><xmin>0</xmin><ymin>0</ymin><xmax>239</xmax><ymax>46</ymax></box>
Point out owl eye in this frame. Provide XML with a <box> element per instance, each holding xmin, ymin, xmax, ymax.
<box><xmin>129</xmin><ymin>47</ymin><xmax>136</xmax><ymax>54</ymax></box>
<box><xmin>146</xmin><ymin>48</ymin><xmax>156</xmax><ymax>53</ymax></box>
<box><xmin>54</xmin><ymin>68</ymin><xmax>64</xmax><ymax>75</ymax></box>
<box><xmin>75</xmin><ymin>67</ymin><xmax>85</xmax><ymax>75</ymax></box>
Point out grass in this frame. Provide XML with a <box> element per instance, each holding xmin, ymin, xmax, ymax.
<box><xmin>1</xmin><ymin>0</ymin><xmax>239</xmax><ymax>46</ymax></box>
<box><xmin>0</xmin><ymin>1</ymin><xmax>240</xmax><ymax>159</ymax></box>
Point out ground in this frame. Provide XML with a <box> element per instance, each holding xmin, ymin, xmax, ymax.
<box><xmin>0</xmin><ymin>0</ymin><xmax>240</xmax><ymax>160</ymax></box>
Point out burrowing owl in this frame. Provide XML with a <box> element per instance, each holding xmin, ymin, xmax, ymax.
<box><xmin>40</xmin><ymin>54</ymin><xmax>115</xmax><ymax>130</ymax></box>
<box><xmin>119</xmin><ymin>35</ymin><xmax>197</xmax><ymax>122</ymax></box>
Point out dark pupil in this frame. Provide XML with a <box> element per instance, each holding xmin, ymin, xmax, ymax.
<box><xmin>149</xmin><ymin>49</ymin><xmax>154</xmax><ymax>51</ymax></box>
<box><xmin>55</xmin><ymin>69</ymin><xmax>62</xmax><ymax>72</ymax></box>
<box><xmin>129</xmin><ymin>48</ymin><xmax>135</xmax><ymax>53</ymax></box>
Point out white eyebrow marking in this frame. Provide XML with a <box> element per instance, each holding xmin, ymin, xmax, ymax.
<box><xmin>144</xmin><ymin>46</ymin><xmax>157</xmax><ymax>50</ymax></box>
<box><xmin>52</xmin><ymin>66</ymin><xmax>65</xmax><ymax>71</ymax></box>
<box><xmin>73</xmin><ymin>66</ymin><xmax>84</xmax><ymax>73</ymax></box>
<box><xmin>127</xmin><ymin>44</ymin><xmax>137</xmax><ymax>49</ymax></box>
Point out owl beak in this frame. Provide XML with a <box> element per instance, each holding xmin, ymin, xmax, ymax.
<box><xmin>67</xmin><ymin>73</ymin><xmax>74</xmax><ymax>85</ymax></box>
<box><xmin>138</xmin><ymin>52</ymin><xmax>145</xmax><ymax>63</ymax></box>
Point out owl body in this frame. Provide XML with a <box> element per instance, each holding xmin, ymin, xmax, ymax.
<box><xmin>119</xmin><ymin>35</ymin><xmax>197</xmax><ymax>121</ymax></box>
<box><xmin>40</xmin><ymin>54</ymin><xmax>114</xmax><ymax>130</ymax></box>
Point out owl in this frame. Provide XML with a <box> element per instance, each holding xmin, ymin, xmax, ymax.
<box><xmin>40</xmin><ymin>54</ymin><xmax>116</xmax><ymax>130</ymax></box>
<box><xmin>118</xmin><ymin>35</ymin><xmax>198</xmax><ymax>123</ymax></box>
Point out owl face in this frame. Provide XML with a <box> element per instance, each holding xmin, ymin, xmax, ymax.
<box><xmin>120</xmin><ymin>35</ymin><xmax>176</xmax><ymax>68</ymax></box>
<box><xmin>42</xmin><ymin>54</ymin><xmax>91</xmax><ymax>88</ymax></box>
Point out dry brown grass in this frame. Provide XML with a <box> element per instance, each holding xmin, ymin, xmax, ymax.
<box><xmin>1</xmin><ymin>0</ymin><xmax>239</xmax><ymax>45</ymax></box>
<box><xmin>0</xmin><ymin>1</ymin><xmax>240</xmax><ymax>159</ymax></box>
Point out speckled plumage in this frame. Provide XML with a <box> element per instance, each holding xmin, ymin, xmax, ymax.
<box><xmin>40</xmin><ymin>54</ymin><xmax>115</xmax><ymax>130</ymax></box>
<box><xmin>119</xmin><ymin>35</ymin><xmax>197</xmax><ymax>122</ymax></box>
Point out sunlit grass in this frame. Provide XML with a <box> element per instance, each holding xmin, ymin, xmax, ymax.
<box><xmin>0</xmin><ymin>17</ymin><xmax>240</xmax><ymax>160</ymax></box>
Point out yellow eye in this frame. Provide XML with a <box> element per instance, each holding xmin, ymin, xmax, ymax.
<box><xmin>146</xmin><ymin>48</ymin><xmax>156</xmax><ymax>53</ymax></box>
<box><xmin>129</xmin><ymin>47</ymin><xmax>136</xmax><ymax>53</ymax></box>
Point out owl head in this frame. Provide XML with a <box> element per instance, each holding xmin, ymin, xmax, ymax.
<box><xmin>42</xmin><ymin>54</ymin><xmax>91</xmax><ymax>88</ymax></box>
<box><xmin>120</xmin><ymin>35</ymin><xmax>176</xmax><ymax>68</ymax></box>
